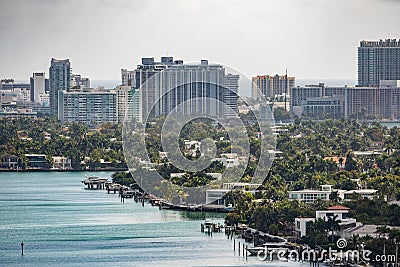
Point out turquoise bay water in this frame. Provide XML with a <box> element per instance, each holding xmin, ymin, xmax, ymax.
<box><xmin>0</xmin><ymin>172</ymin><xmax>302</xmax><ymax>266</ymax></box>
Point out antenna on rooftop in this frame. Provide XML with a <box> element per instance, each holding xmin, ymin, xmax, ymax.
<box><xmin>285</xmin><ymin>68</ymin><xmax>288</xmax><ymax>112</ymax></box>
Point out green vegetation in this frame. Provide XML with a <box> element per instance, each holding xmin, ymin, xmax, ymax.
<box><xmin>0</xmin><ymin>118</ymin><xmax>125</xmax><ymax>170</ymax></box>
<box><xmin>223</xmin><ymin>119</ymin><xmax>400</xmax><ymax>249</ymax></box>
<box><xmin>4</xmin><ymin>116</ymin><xmax>400</xmax><ymax>255</ymax></box>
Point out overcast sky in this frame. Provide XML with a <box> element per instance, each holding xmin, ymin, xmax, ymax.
<box><xmin>0</xmin><ymin>0</ymin><xmax>399</xmax><ymax>83</ymax></box>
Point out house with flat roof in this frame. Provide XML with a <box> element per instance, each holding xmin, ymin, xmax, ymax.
<box><xmin>338</xmin><ymin>189</ymin><xmax>382</xmax><ymax>201</ymax></box>
<box><xmin>289</xmin><ymin>185</ymin><xmax>383</xmax><ymax>203</ymax></box>
<box><xmin>316</xmin><ymin>205</ymin><xmax>356</xmax><ymax>226</ymax></box>
<box><xmin>288</xmin><ymin>185</ymin><xmax>333</xmax><ymax>203</ymax></box>
<box><xmin>52</xmin><ymin>156</ymin><xmax>72</xmax><ymax>170</ymax></box>
<box><xmin>25</xmin><ymin>154</ymin><xmax>47</xmax><ymax>169</ymax></box>
<box><xmin>342</xmin><ymin>224</ymin><xmax>400</xmax><ymax>239</ymax></box>
<box><xmin>206</xmin><ymin>182</ymin><xmax>262</xmax><ymax>205</ymax></box>
<box><xmin>1</xmin><ymin>154</ymin><xmax>18</xmax><ymax>169</ymax></box>
<box><xmin>295</xmin><ymin>205</ymin><xmax>357</xmax><ymax>237</ymax></box>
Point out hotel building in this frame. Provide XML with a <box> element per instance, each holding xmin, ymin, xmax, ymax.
<box><xmin>58</xmin><ymin>88</ymin><xmax>117</xmax><ymax>124</ymax></box>
<box><xmin>358</xmin><ymin>39</ymin><xmax>400</xmax><ymax>87</ymax></box>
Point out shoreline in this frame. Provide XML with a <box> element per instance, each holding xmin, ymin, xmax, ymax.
<box><xmin>0</xmin><ymin>168</ymin><xmax>128</xmax><ymax>172</ymax></box>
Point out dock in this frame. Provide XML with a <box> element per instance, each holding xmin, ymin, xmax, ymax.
<box><xmin>81</xmin><ymin>175</ymin><xmax>110</xmax><ymax>189</ymax></box>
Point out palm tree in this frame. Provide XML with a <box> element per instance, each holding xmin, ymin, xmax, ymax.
<box><xmin>326</xmin><ymin>214</ymin><xmax>341</xmax><ymax>243</ymax></box>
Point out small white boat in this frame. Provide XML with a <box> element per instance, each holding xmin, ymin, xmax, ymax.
<box><xmin>81</xmin><ymin>175</ymin><xmax>109</xmax><ymax>183</ymax></box>
<box><xmin>81</xmin><ymin>175</ymin><xmax>110</xmax><ymax>189</ymax></box>
<box><xmin>204</xmin><ymin>219</ymin><xmax>213</xmax><ymax>227</ymax></box>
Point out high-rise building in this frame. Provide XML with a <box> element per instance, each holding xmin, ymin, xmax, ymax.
<box><xmin>358</xmin><ymin>39</ymin><xmax>400</xmax><ymax>87</ymax></box>
<box><xmin>0</xmin><ymin>79</ymin><xmax>31</xmax><ymax>103</ymax></box>
<box><xmin>115</xmin><ymin>85</ymin><xmax>141</xmax><ymax>123</ymax></box>
<box><xmin>58</xmin><ymin>88</ymin><xmax>116</xmax><ymax>124</ymax></box>
<box><xmin>344</xmin><ymin>86</ymin><xmax>378</xmax><ymax>119</ymax></box>
<box><xmin>290</xmin><ymin>84</ymin><xmax>325</xmax><ymax>113</ymax></box>
<box><xmin>121</xmin><ymin>69</ymin><xmax>135</xmax><ymax>86</ymax></box>
<box><xmin>132</xmin><ymin>57</ymin><xmax>230</xmax><ymax>122</ymax></box>
<box><xmin>49</xmin><ymin>58</ymin><xmax>71</xmax><ymax>116</ymax></box>
<box><xmin>290</xmin><ymin>84</ymin><xmax>347</xmax><ymax>119</ymax></box>
<box><xmin>252</xmin><ymin>74</ymin><xmax>295</xmax><ymax>99</ymax></box>
<box><xmin>30</xmin><ymin>73</ymin><xmax>48</xmax><ymax>103</ymax></box>
<box><xmin>290</xmin><ymin>81</ymin><xmax>400</xmax><ymax>120</ymax></box>
<box><xmin>224</xmin><ymin>74</ymin><xmax>239</xmax><ymax>117</ymax></box>
<box><xmin>71</xmin><ymin>74</ymin><xmax>90</xmax><ymax>89</ymax></box>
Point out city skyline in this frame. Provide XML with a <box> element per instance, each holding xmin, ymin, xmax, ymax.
<box><xmin>1</xmin><ymin>0</ymin><xmax>399</xmax><ymax>82</ymax></box>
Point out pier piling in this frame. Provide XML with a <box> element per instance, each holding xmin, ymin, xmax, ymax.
<box><xmin>21</xmin><ymin>242</ymin><xmax>24</xmax><ymax>256</ymax></box>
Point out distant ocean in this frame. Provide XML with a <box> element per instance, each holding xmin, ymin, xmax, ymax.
<box><xmin>91</xmin><ymin>80</ymin><xmax>120</xmax><ymax>89</ymax></box>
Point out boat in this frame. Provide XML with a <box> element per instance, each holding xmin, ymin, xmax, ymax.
<box><xmin>201</xmin><ymin>219</ymin><xmax>223</xmax><ymax>233</ymax></box>
<box><xmin>81</xmin><ymin>175</ymin><xmax>110</xmax><ymax>189</ymax></box>
<box><xmin>204</xmin><ymin>219</ymin><xmax>213</xmax><ymax>227</ymax></box>
<box><xmin>81</xmin><ymin>175</ymin><xmax>109</xmax><ymax>183</ymax></box>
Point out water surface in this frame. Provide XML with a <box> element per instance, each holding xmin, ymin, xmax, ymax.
<box><xmin>0</xmin><ymin>171</ymin><xmax>303</xmax><ymax>266</ymax></box>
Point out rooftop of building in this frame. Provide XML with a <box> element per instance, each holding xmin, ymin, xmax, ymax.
<box><xmin>51</xmin><ymin>58</ymin><xmax>70</xmax><ymax>63</ymax></box>
<box><xmin>289</xmin><ymin>185</ymin><xmax>333</xmax><ymax>193</ymax></box>
<box><xmin>326</xmin><ymin>205</ymin><xmax>350</xmax><ymax>211</ymax></box>
<box><xmin>1</xmin><ymin>153</ymin><xmax>18</xmax><ymax>159</ymax></box>
<box><xmin>344</xmin><ymin>189</ymin><xmax>378</xmax><ymax>194</ymax></box>
<box><xmin>360</xmin><ymin>39</ymin><xmax>400</xmax><ymax>48</ymax></box>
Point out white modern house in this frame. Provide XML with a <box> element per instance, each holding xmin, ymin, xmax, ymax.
<box><xmin>294</xmin><ymin>218</ymin><xmax>315</xmax><ymax>237</ymax></box>
<box><xmin>205</xmin><ymin>182</ymin><xmax>262</xmax><ymax>205</ymax></box>
<box><xmin>52</xmin><ymin>156</ymin><xmax>72</xmax><ymax>170</ymax></box>
<box><xmin>289</xmin><ymin>185</ymin><xmax>382</xmax><ymax>203</ymax></box>
<box><xmin>288</xmin><ymin>185</ymin><xmax>333</xmax><ymax>203</ymax></box>
<box><xmin>338</xmin><ymin>189</ymin><xmax>381</xmax><ymax>201</ymax></box>
<box><xmin>295</xmin><ymin>205</ymin><xmax>357</xmax><ymax>237</ymax></box>
<box><xmin>316</xmin><ymin>205</ymin><xmax>356</xmax><ymax>226</ymax></box>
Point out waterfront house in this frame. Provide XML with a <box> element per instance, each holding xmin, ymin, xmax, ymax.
<box><xmin>294</xmin><ymin>218</ymin><xmax>315</xmax><ymax>237</ymax></box>
<box><xmin>1</xmin><ymin>153</ymin><xmax>18</xmax><ymax>169</ymax></box>
<box><xmin>206</xmin><ymin>182</ymin><xmax>262</xmax><ymax>205</ymax></box>
<box><xmin>52</xmin><ymin>156</ymin><xmax>72</xmax><ymax>170</ymax></box>
<box><xmin>25</xmin><ymin>154</ymin><xmax>47</xmax><ymax>169</ymax></box>
<box><xmin>342</xmin><ymin>224</ymin><xmax>400</xmax><ymax>239</ymax></box>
